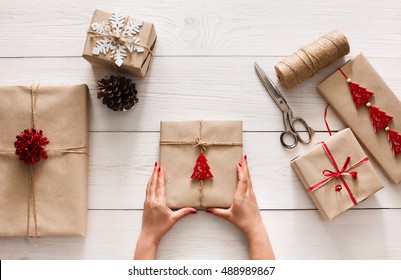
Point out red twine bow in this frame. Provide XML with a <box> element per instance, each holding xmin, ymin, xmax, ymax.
<box><xmin>308</xmin><ymin>142</ymin><xmax>369</xmax><ymax>205</ymax></box>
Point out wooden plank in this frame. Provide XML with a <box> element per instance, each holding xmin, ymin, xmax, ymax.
<box><xmin>2</xmin><ymin>0</ymin><xmax>401</xmax><ymax>262</ymax></box>
<box><xmin>88</xmin><ymin>132</ymin><xmax>401</xmax><ymax>210</ymax></box>
<box><xmin>0</xmin><ymin>57</ymin><xmax>400</xmax><ymax>132</ymax></box>
<box><xmin>0</xmin><ymin>0</ymin><xmax>400</xmax><ymax>57</ymax></box>
<box><xmin>0</xmin><ymin>209</ymin><xmax>400</xmax><ymax>259</ymax></box>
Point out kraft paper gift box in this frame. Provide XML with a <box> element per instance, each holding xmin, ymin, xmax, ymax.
<box><xmin>318</xmin><ymin>53</ymin><xmax>401</xmax><ymax>183</ymax></box>
<box><xmin>83</xmin><ymin>9</ymin><xmax>157</xmax><ymax>77</ymax></box>
<box><xmin>160</xmin><ymin>121</ymin><xmax>243</xmax><ymax>209</ymax></box>
<box><xmin>0</xmin><ymin>85</ymin><xmax>89</xmax><ymax>237</ymax></box>
<box><xmin>291</xmin><ymin>128</ymin><xmax>383</xmax><ymax>221</ymax></box>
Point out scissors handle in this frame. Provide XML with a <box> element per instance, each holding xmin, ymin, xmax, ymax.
<box><xmin>290</xmin><ymin>117</ymin><xmax>314</xmax><ymax>144</ymax></box>
<box><xmin>280</xmin><ymin>130</ymin><xmax>298</xmax><ymax>149</ymax></box>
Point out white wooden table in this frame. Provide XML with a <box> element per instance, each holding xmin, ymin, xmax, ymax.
<box><xmin>1</xmin><ymin>0</ymin><xmax>401</xmax><ymax>260</ymax></box>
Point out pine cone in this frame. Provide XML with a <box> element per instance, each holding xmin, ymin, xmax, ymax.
<box><xmin>97</xmin><ymin>75</ymin><xmax>138</xmax><ymax>111</ymax></box>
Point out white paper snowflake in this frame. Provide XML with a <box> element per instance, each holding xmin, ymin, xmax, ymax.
<box><xmin>91</xmin><ymin>11</ymin><xmax>145</xmax><ymax>67</ymax></box>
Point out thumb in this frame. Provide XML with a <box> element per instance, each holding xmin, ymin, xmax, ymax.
<box><xmin>206</xmin><ymin>208</ymin><xmax>230</xmax><ymax>219</ymax></box>
<box><xmin>172</xmin><ymin>207</ymin><xmax>197</xmax><ymax>221</ymax></box>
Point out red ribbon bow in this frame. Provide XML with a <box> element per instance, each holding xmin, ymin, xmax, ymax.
<box><xmin>308</xmin><ymin>142</ymin><xmax>369</xmax><ymax>205</ymax></box>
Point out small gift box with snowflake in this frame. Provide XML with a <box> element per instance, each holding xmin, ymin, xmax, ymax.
<box><xmin>83</xmin><ymin>9</ymin><xmax>157</xmax><ymax>77</ymax></box>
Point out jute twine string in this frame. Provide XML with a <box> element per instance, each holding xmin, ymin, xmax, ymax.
<box><xmin>0</xmin><ymin>149</ymin><xmax>14</xmax><ymax>155</ymax></box>
<box><xmin>274</xmin><ymin>29</ymin><xmax>350</xmax><ymax>89</ymax></box>
<box><xmin>198</xmin><ymin>123</ymin><xmax>204</xmax><ymax>208</ymax></box>
<box><xmin>160</xmin><ymin>138</ymin><xmax>242</xmax><ymax>151</ymax></box>
<box><xmin>0</xmin><ymin>85</ymin><xmax>88</xmax><ymax>237</ymax></box>
<box><xmin>87</xmin><ymin>16</ymin><xmax>154</xmax><ymax>57</ymax></box>
<box><xmin>160</xmin><ymin>121</ymin><xmax>243</xmax><ymax>208</ymax></box>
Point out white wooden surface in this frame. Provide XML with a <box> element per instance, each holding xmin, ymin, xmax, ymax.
<box><xmin>1</xmin><ymin>0</ymin><xmax>401</xmax><ymax>259</ymax></box>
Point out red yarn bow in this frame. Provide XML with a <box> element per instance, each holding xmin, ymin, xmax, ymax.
<box><xmin>322</xmin><ymin>156</ymin><xmax>358</xmax><ymax>180</ymax></box>
<box><xmin>308</xmin><ymin>142</ymin><xmax>369</xmax><ymax>205</ymax></box>
<box><xmin>14</xmin><ymin>128</ymin><xmax>49</xmax><ymax>165</ymax></box>
<box><xmin>321</xmin><ymin>156</ymin><xmax>358</xmax><ymax>192</ymax></box>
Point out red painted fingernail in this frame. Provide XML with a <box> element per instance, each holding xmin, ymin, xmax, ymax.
<box><xmin>205</xmin><ymin>209</ymin><xmax>211</xmax><ymax>213</ymax></box>
<box><xmin>244</xmin><ymin>154</ymin><xmax>247</xmax><ymax>160</ymax></box>
<box><xmin>238</xmin><ymin>162</ymin><xmax>242</xmax><ymax>167</ymax></box>
<box><xmin>154</xmin><ymin>162</ymin><xmax>158</xmax><ymax>167</ymax></box>
<box><xmin>158</xmin><ymin>167</ymin><xmax>161</xmax><ymax>172</ymax></box>
<box><xmin>191</xmin><ymin>210</ymin><xmax>197</xmax><ymax>214</ymax></box>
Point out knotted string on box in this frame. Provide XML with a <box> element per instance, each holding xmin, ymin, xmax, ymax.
<box><xmin>87</xmin><ymin>14</ymin><xmax>154</xmax><ymax>67</ymax></box>
<box><xmin>87</xmin><ymin>29</ymin><xmax>154</xmax><ymax>55</ymax></box>
<box><xmin>0</xmin><ymin>85</ymin><xmax>88</xmax><ymax>237</ymax></box>
<box><xmin>160</xmin><ymin>121</ymin><xmax>242</xmax><ymax>208</ymax></box>
<box><xmin>308</xmin><ymin>104</ymin><xmax>369</xmax><ymax>205</ymax></box>
<box><xmin>308</xmin><ymin>141</ymin><xmax>368</xmax><ymax>205</ymax></box>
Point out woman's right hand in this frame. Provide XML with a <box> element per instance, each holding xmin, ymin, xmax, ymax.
<box><xmin>206</xmin><ymin>155</ymin><xmax>275</xmax><ymax>259</ymax></box>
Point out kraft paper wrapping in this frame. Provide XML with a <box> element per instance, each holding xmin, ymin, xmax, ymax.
<box><xmin>0</xmin><ymin>85</ymin><xmax>89</xmax><ymax>236</ymax></box>
<box><xmin>82</xmin><ymin>9</ymin><xmax>157</xmax><ymax>77</ymax></box>
<box><xmin>160</xmin><ymin>121</ymin><xmax>243</xmax><ymax>209</ymax></box>
<box><xmin>318</xmin><ymin>53</ymin><xmax>401</xmax><ymax>183</ymax></box>
<box><xmin>291</xmin><ymin>128</ymin><xmax>383</xmax><ymax>221</ymax></box>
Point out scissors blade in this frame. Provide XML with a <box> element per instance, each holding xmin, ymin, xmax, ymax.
<box><xmin>254</xmin><ymin>63</ymin><xmax>289</xmax><ymax>112</ymax></box>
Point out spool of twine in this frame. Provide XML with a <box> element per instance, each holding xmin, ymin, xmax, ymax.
<box><xmin>274</xmin><ymin>29</ymin><xmax>350</xmax><ymax>89</ymax></box>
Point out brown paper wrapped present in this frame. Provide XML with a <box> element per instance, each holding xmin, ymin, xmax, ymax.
<box><xmin>83</xmin><ymin>9</ymin><xmax>157</xmax><ymax>77</ymax></box>
<box><xmin>291</xmin><ymin>128</ymin><xmax>383</xmax><ymax>221</ymax></box>
<box><xmin>318</xmin><ymin>54</ymin><xmax>401</xmax><ymax>183</ymax></box>
<box><xmin>160</xmin><ymin>121</ymin><xmax>243</xmax><ymax>209</ymax></box>
<box><xmin>0</xmin><ymin>85</ymin><xmax>89</xmax><ymax>237</ymax></box>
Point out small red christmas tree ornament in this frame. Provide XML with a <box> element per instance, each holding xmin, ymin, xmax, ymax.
<box><xmin>339</xmin><ymin>67</ymin><xmax>400</xmax><ymax>156</ymax></box>
<box><xmin>388</xmin><ymin>130</ymin><xmax>401</xmax><ymax>156</ymax></box>
<box><xmin>369</xmin><ymin>106</ymin><xmax>393</xmax><ymax>132</ymax></box>
<box><xmin>14</xmin><ymin>128</ymin><xmax>49</xmax><ymax>165</ymax></box>
<box><xmin>190</xmin><ymin>153</ymin><xmax>213</xmax><ymax>180</ymax></box>
<box><xmin>349</xmin><ymin>82</ymin><xmax>374</xmax><ymax>108</ymax></box>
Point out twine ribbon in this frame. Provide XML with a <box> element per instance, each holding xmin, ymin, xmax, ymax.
<box><xmin>308</xmin><ymin>141</ymin><xmax>368</xmax><ymax>205</ymax></box>
<box><xmin>161</xmin><ymin>137</ymin><xmax>243</xmax><ymax>152</ymax></box>
<box><xmin>274</xmin><ymin>29</ymin><xmax>350</xmax><ymax>89</ymax></box>
<box><xmin>87</xmin><ymin>15</ymin><xmax>154</xmax><ymax>59</ymax></box>
<box><xmin>0</xmin><ymin>85</ymin><xmax>88</xmax><ymax>237</ymax></box>
<box><xmin>160</xmin><ymin>121</ymin><xmax>242</xmax><ymax>208</ymax></box>
<box><xmin>0</xmin><ymin>148</ymin><xmax>15</xmax><ymax>155</ymax></box>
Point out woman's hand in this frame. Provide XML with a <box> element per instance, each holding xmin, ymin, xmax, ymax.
<box><xmin>206</xmin><ymin>155</ymin><xmax>275</xmax><ymax>259</ymax></box>
<box><xmin>206</xmin><ymin>155</ymin><xmax>263</xmax><ymax>237</ymax></box>
<box><xmin>134</xmin><ymin>162</ymin><xmax>197</xmax><ymax>260</ymax></box>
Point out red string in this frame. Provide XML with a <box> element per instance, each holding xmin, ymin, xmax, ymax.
<box><xmin>322</xmin><ymin>142</ymin><xmax>358</xmax><ymax>205</ymax></box>
<box><xmin>307</xmin><ymin>141</ymin><xmax>368</xmax><ymax>205</ymax></box>
<box><xmin>338</xmin><ymin>68</ymin><xmax>349</xmax><ymax>79</ymax></box>
<box><xmin>324</xmin><ymin>68</ymin><xmax>351</xmax><ymax>136</ymax></box>
<box><xmin>324</xmin><ymin>104</ymin><xmax>332</xmax><ymax>136</ymax></box>
<box><xmin>322</xmin><ymin>142</ymin><xmax>340</xmax><ymax>175</ymax></box>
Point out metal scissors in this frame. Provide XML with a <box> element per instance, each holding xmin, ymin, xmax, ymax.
<box><xmin>254</xmin><ymin>62</ymin><xmax>314</xmax><ymax>149</ymax></box>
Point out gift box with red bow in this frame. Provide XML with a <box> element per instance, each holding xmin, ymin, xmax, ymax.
<box><xmin>0</xmin><ymin>85</ymin><xmax>89</xmax><ymax>237</ymax></box>
<box><xmin>291</xmin><ymin>128</ymin><xmax>383</xmax><ymax>221</ymax></box>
